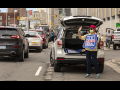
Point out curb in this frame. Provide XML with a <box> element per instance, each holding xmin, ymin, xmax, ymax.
<box><xmin>44</xmin><ymin>63</ymin><xmax>54</xmax><ymax>81</ymax></box>
<box><xmin>105</xmin><ymin>58</ymin><xmax>120</xmax><ymax>74</ymax></box>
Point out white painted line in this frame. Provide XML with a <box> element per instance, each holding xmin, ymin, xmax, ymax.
<box><xmin>35</xmin><ymin>66</ymin><xmax>42</xmax><ymax>76</ymax></box>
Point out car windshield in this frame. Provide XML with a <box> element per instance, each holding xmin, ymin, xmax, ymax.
<box><xmin>0</xmin><ymin>28</ymin><xmax>18</xmax><ymax>35</ymax></box>
<box><xmin>37</xmin><ymin>31</ymin><xmax>43</xmax><ymax>35</ymax></box>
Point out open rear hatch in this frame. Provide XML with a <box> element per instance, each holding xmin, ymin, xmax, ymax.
<box><xmin>61</xmin><ymin>16</ymin><xmax>103</xmax><ymax>54</ymax></box>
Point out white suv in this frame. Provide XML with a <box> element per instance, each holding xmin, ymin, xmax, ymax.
<box><xmin>50</xmin><ymin>15</ymin><xmax>104</xmax><ymax>73</ymax></box>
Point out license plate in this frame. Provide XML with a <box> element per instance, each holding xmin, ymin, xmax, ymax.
<box><xmin>0</xmin><ymin>46</ymin><xmax>6</xmax><ymax>49</ymax></box>
<box><xmin>32</xmin><ymin>42</ymin><xmax>36</xmax><ymax>43</ymax></box>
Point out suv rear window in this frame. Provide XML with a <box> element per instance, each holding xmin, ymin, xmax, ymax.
<box><xmin>24</xmin><ymin>31</ymin><xmax>36</xmax><ymax>35</ymax></box>
<box><xmin>0</xmin><ymin>28</ymin><xmax>18</xmax><ymax>35</ymax></box>
<box><xmin>37</xmin><ymin>31</ymin><xmax>43</xmax><ymax>35</ymax></box>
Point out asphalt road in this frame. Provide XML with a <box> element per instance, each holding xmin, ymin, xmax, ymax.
<box><xmin>0</xmin><ymin>41</ymin><xmax>120</xmax><ymax>81</ymax></box>
<box><xmin>0</xmin><ymin>42</ymin><xmax>53</xmax><ymax>81</ymax></box>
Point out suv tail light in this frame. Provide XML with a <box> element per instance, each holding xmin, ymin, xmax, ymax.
<box><xmin>57</xmin><ymin>58</ymin><xmax>64</xmax><ymax>60</ymax></box>
<box><xmin>98</xmin><ymin>58</ymin><xmax>104</xmax><ymax>61</ymax></box>
<box><xmin>13</xmin><ymin>46</ymin><xmax>19</xmax><ymax>48</ymax></box>
<box><xmin>11</xmin><ymin>35</ymin><xmax>20</xmax><ymax>38</ymax></box>
<box><xmin>57</xmin><ymin>40</ymin><xmax>62</xmax><ymax>48</ymax></box>
<box><xmin>112</xmin><ymin>35</ymin><xmax>114</xmax><ymax>39</ymax></box>
<box><xmin>100</xmin><ymin>41</ymin><xmax>104</xmax><ymax>49</ymax></box>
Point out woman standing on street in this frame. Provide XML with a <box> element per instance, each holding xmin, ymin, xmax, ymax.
<box><xmin>78</xmin><ymin>25</ymin><xmax>100</xmax><ymax>79</ymax></box>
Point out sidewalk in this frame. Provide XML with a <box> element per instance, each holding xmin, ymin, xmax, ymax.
<box><xmin>105</xmin><ymin>58</ymin><xmax>120</xmax><ymax>74</ymax></box>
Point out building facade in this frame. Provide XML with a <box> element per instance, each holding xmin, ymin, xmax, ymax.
<box><xmin>8</xmin><ymin>8</ymin><xmax>26</xmax><ymax>17</ymax></box>
<box><xmin>0</xmin><ymin>12</ymin><xmax>19</xmax><ymax>26</ymax></box>
<box><xmin>32</xmin><ymin>10</ymin><xmax>48</xmax><ymax>25</ymax></box>
<box><xmin>37</xmin><ymin>8</ymin><xmax>46</xmax><ymax>12</ymax></box>
<box><xmin>71</xmin><ymin>8</ymin><xmax>120</xmax><ymax>35</ymax></box>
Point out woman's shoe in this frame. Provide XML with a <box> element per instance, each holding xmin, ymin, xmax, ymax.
<box><xmin>96</xmin><ymin>74</ymin><xmax>100</xmax><ymax>79</ymax></box>
<box><xmin>85</xmin><ymin>74</ymin><xmax>90</xmax><ymax>78</ymax></box>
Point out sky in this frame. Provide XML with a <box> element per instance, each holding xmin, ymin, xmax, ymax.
<box><xmin>0</xmin><ymin>8</ymin><xmax>37</xmax><ymax>12</ymax></box>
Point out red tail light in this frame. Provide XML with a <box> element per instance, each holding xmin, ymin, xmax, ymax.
<box><xmin>57</xmin><ymin>58</ymin><xmax>64</xmax><ymax>60</ymax></box>
<box><xmin>11</xmin><ymin>35</ymin><xmax>20</xmax><ymax>38</ymax></box>
<box><xmin>98</xmin><ymin>58</ymin><xmax>104</xmax><ymax>61</ymax></box>
<box><xmin>13</xmin><ymin>46</ymin><xmax>19</xmax><ymax>48</ymax></box>
<box><xmin>57</xmin><ymin>40</ymin><xmax>62</xmax><ymax>48</ymax></box>
<box><xmin>100</xmin><ymin>41</ymin><xmax>104</xmax><ymax>46</ymax></box>
<box><xmin>112</xmin><ymin>35</ymin><xmax>114</xmax><ymax>39</ymax></box>
<box><xmin>57</xmin><ymin>40</ymin><xmax>62</xmax><ymax>45</ymax></box>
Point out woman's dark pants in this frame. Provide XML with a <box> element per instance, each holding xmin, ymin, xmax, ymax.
<box><xmin>85</xmin><ymin>50</ymin><xmax>99</xmax><ymax>74</ymax></box>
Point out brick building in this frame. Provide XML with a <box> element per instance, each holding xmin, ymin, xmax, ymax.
<box><xmin>8</xmin><ymin>8</ymin><xmax>26</xmax><ymax>17</ymax></box>
<box><xmin>0</xmin><ymin>12</ymin><xmax>19</xmax><ymax>26</ymax></box>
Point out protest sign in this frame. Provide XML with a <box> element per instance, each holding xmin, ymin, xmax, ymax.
<box><xmin>83</xmin><ymin>34</ymin><xmax>98</xmax><ymax>50</ymax></box>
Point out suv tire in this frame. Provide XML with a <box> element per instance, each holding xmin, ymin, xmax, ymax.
<box><xmin>43</xmin><ymin>45</ymin><xmax>46</xmax><ymax>49</ymax></box>
<box><xmin>37</xmin><ymin>46</ymin><xmax>41</xmax><ymax>52</ymax></box>
<box><xmin>113</xmin><ymin>44</ymin><xmax>116</xmax><ymax>50</ymax></box>
<box><xmin>24</xmin><ymin>47</ymin><xmax>29</xmax><ymax>58</ymax></box>
<box><xmin>99</xmin><ymin>63</ymin><xmax>104</xmax><ymax>73</ymax></box>
<box><xmin>18</xmin><ymin>49</ymin><xmax>24</xmax><ymax>62</ymax></box>
<box><xmin>54</xmin><ymin>63</ymin><xmax>61</xmax><ymax>72</ymax></box>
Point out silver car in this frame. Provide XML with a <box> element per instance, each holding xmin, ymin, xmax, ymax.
<box><xmin>50</xmin><ymin>15</ymin><xmax>104</xmax><ymax>72</ymax></box>
<box><xmin>24</xmin><ymin>31</ymin><xmax>43</xmax><ymax>52</ymax></box>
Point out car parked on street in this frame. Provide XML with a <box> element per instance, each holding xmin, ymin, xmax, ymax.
<box><xmin>24</xmin><ymin>31</ymin><xmax>43</xmax><ymax>52</ymax></box>
<box><xmin>50</xmin><ymin>15</ymin><xmax>104</xmax><ymax>73</ymax></box>
<box><xmin>29</xmin><ymin>29</ymin><xmax>48</xmax><ymax>49</ymax></box>
<box><xmin>0</xmin><ymin>26</ymin><xmax>29</xmax><ymax>62</ymax></box>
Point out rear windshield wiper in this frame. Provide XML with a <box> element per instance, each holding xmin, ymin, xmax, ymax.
<box><xmin>2</xmin><ymin>34</ymin><xmax>12</xmax><ymax>36</ymax></box>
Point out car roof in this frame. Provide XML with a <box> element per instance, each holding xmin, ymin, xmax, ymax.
<box><xmin>25</xmin><ymin>30</ymin><xmax>36</xmax><ymax>32</ymax></box>
<box><xmin>29</xmin><ymin>29</ymin><xmax>43</xmax><ymax>31</ymax></box>
<box><xmin>0</xmin><ymin>26</ymin><xmax>21</xmax><ymax>29</ymax></box>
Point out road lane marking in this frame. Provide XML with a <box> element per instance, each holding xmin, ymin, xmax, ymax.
<box><xmin>35</xmin><ymin>66</ymin><xmax>42</xmax><ymax>76</ymax></box>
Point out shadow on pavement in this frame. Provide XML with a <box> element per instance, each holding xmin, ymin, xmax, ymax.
<box><xmin>60</xmin><ymin>65</ymin><xmax>95</xmax><ymax>74</ymax></box>
<box><xmin>0</xmin><ymin>57</ymin><xmax>17</xmax><ymax>62</ymax></box>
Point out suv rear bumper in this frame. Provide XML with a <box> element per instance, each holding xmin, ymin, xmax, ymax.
<box><xmin>55</xmin><ymin>58</ymin><xmax>104</xmax><ymax>64</ymax></box>
<box><xmin>0</xmin><ymin>48</ymin><xmax>21</xmax><ymax>56</ymax></box>
<box><xmin>29</xmin><ymin>46</ymin><xmax>41</xmax><ymax>49</ymax></box>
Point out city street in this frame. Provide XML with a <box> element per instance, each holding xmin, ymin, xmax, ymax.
<box><xmin>0</xmin><ymin>42</ymin><xmax>120</xmax><ymax>81</ymax></box>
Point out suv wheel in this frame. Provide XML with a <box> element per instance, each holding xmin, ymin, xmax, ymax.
<box><xmin>54</xmin><ymin>63</ymin><xmax>61</xmax><ymax>72</ymax></box>
<box><xmin>99</xmin><ymin>63</ymin><xmax>104</xmax><ymax>73</ymax></box>
<box><xmin>24</xmin><ymin>47</ymin><xmax>29</xmax><ymax>58</ymax></box>
<box><xmin>113</xmin><ymin>44</ymin><xmax>116</xmax><ymax>50</ymax></box>
<box><xmin>50</xmin><ymin>51</ymin><xmax>54</xmax><ymax>66</ymax></box>
<box><xmin>43</xmin><ymin>45</ymin><xmax>46</xmax><ymax>49</ymax></box>
<box><xmin>18</xmin><ymin>49</ymin><xmax>24</xmax><ymax>62</ymax></box>
<box><xmin>37</xmin><ymin>46</ymin><xmax>41</xmax><ymax>52</ymax></box>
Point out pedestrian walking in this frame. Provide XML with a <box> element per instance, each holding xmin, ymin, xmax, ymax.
<box><xmin>78</xmin><ymin>25</ymin><xmax>100</xmax><ymax>79</ymax></box>
<box><xmin>51</xmin><ymin>30</ymin><xmax>55</xmax><ymax>43</ymax></box>
<box><xmin>105</xmin><ymin>30</ymin><xmax>112</xmax><ymax>49</ymax></box>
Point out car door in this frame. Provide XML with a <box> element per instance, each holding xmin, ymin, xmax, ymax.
<box><xmin>21</xmin><ymin>29</ymin><xmax>27</xmax><ymax>52</ymax></box>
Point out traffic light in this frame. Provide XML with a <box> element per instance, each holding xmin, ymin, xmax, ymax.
<box><xmin>51</xmin><ymin>23</ymin><xmax>53</xmax><ymax>26</ymax></box>
<box><xmin>54</xmin><ymin>15</ymin><xmax>57</xmax><ymax>18</ymax></box>
<box><xmin>17</xmin><ymin>16</ymin><xmax>20</xmax><ymax>20</ymax></box>
<box><xmin>36</xmin><ymin>23</ymin><xmax>39</xmax><ymax>26</ymax></box>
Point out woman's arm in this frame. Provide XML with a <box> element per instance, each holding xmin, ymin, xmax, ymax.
<box><xmin>78</xmin><ymin>26</ymin><xmax>82</xmax><ymax>39</ymax></box>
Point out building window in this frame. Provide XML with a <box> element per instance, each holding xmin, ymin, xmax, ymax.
<box><xmin>8</xmin><ymin>16</ymin><xmax>10</xmax><ymax>20</ymax></box>
<box><xmin>0</xmin><ymin>16</ymin><xmax>2</xmax><ymax>20</ymax></box>
<box><xmin>8</xmin><ymin>22</ymin><xmax>10</xmax><ymax>26</ymax></box>
<box><xmin>0</xmin><ymin>22</ymin><xmax>2</xmax><ymax>26</ymax></box>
